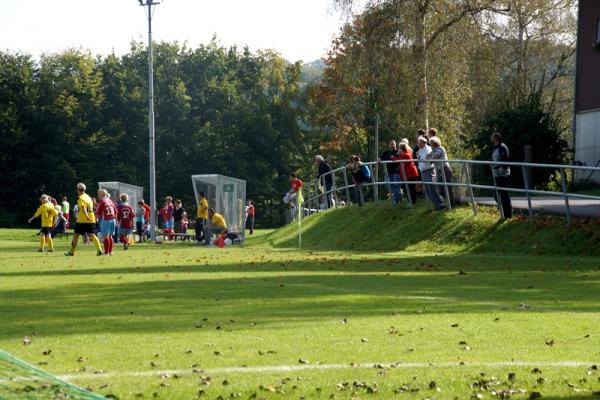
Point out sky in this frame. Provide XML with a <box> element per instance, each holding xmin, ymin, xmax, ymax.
<box><xmin>0</xmin><ymin>0</ymin><xmax>351</xmax><ymax>62</ymax></box>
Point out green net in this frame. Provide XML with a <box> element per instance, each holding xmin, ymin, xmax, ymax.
<box><xmin>0</xmin><ymin>350</ymin><xmax>105</xmax><ymax>399</ymax></box>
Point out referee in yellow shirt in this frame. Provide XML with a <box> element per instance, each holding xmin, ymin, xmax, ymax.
<box><xmin>28</xmin><ymin>194</ymin><xmax>58</xmax><ymax>252</ymax></box>
<box><xmin>64</xmin><ymin>183</ymin><xmax>103</xmax><ymax>256</ymax></box>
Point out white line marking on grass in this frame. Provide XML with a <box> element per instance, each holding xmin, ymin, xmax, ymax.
<box><xmin>59</xmin><ymin>361</ymin><xmax>598</xmax><ymax>381</ymax></box>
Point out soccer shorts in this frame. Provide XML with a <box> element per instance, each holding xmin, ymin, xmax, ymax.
<box><xmin>119</xmin><ymin>227</ymin><xmax>133</xmax><ymax>236</ymax></box>
<box><xmin>74</xmin><ymin>222</ymin><xmax>95</xmax><ymax>235</ymax></box>
<box><xmin>163</xmin><ymin>220</ymin><xmax>174</xmax><ymax>229</ymax></box>
<box><xmin>99</xmin><ymin>220</ymin><xmax>116</xmax><ymax>237</ymax></box>
<box><xmin>40</xmin><ymin>227</ymin><xmax>51</xmax><ymax>235</ymax></box>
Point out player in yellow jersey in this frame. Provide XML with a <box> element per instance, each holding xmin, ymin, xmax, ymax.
<box><xmin>28</xmin><ymin>194</ymin><xmax>58</xmax><ymax>252</ymax></box>
<box><xmin>64</xmin><ymin>183</ymin><xmax>103</xmax><ymax>256</ymax></box>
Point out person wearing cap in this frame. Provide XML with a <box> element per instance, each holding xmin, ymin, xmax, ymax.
<box><xmin>28</xmin><ymin>194</ymin><xmax>58</xmax><ymax>252</ymax></box>
<box><xmin>64</xmin><ymin>183</ymin><xmax>103</xmax><ymax>256</ymax></box>
<box><xmin>417</xmin><ymin>136</ymin><xmax>446</xmax><ymax>211</ymax></box>
<box><xmin>315</xmin><ymin>155</ymin><xmax>334</xmax><ymax>209</ymax></box>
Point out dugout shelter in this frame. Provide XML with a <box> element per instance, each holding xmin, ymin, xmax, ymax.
<box><xmin>191</xmin><ymin>174</ymin><xmax>246</xmax><ymax>241</ymax></box>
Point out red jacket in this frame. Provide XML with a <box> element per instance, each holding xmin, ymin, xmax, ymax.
<box><xmin>393</xmin><ymin>152</ymin><xmax>419</xmax><ymax>180</ymax></box>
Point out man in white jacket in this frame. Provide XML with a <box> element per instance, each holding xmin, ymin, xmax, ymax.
<box><xmin>416</xmin><ymin>136</ymin><xmax>446</xmax><ymax>210</ymax></box>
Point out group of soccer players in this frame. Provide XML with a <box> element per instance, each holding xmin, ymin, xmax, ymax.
<box><xmin>28</xmin><ymin>182</ymin><xmax>135</xmax><ymax>256</ymax></box>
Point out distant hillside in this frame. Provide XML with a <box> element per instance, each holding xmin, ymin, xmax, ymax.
<box><xmin>300</xmin><ymin>59</ymin><xmax>325</xmax><ymax>85</ymax></box>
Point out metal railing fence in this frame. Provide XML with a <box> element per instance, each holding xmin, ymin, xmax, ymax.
<box><xmin>303</xmin><ymin>159</ymin><xmax>600</xmax><ymax>226</ymax></box>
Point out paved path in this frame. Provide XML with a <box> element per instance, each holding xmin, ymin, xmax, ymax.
<box><xmin>472</xmin><ymin>197</ymin><xmax>600</xmax><ymax>218</ymax></box>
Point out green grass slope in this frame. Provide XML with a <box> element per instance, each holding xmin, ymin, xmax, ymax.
<box><xmin>257</xmin><ymin>203</ymin><xmax>600</xmax><ymax>256</ymax></box>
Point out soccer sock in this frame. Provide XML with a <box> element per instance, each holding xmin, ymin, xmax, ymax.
<box><xmin>39</xmin><ymin>236</ymin><xmax>46</xmax><ymax>250</ymax></box>
<box><xmin>47</xmin><ymin>236</ymin><xmax>54</xmax><ymax>251</ymax></box>
<box><xmin>92</xmin><ymin>235</ymin><xmax>102</xmax><ymax>252</ymax></box>
<box><xmin>103</xmin><ymin>238</ymin><xmax>110</xmax><ymax>254</ymax></box>
<box><xmin>108</xmin><ymin>237</ymin><xmax>113</xmax><ymax>253</ymax></box>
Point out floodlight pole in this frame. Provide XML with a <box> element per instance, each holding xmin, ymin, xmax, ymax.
<box><xmin>140</xmin><ymin>0</ymin><xmax>160</xmax><ymax>240</ymax></box>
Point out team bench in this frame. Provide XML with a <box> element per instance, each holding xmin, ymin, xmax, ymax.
<box><xmin>155</xmin><ymin>232</ymin><xmax>196</xmax><ymax>241</ymax></box>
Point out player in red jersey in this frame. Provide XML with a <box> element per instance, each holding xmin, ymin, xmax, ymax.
<box><xmin>96</xmin><ymin>189</ymin><xmax>117</xmax><ymax>255</ymax></box>
<box><xmin>117</xmin><ymin>194</ymin><xmax>135</xmax><ymax>250</ymax></box>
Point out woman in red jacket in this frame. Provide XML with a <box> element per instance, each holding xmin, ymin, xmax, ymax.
<box><xmin>393</xmin><ymin>142</ymin><xmax>419</xmax><ymax>206</ymax></box>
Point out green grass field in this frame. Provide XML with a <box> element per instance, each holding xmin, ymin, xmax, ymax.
<box><xmin>1</xmin><ymin>204</ymin><xmax>599</xmax><ymax>399</ymax></box>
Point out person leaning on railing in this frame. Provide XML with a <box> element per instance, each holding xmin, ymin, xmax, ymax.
<box><xmin>346</xmin><ymin>155</ymin><xmax>371</xmax><ymax>207</ymax></box>
<box><xmin>428</xmin><ymin>136</ymin><xmax>457</xmax><ymax>207</ymax></box>
<box><xmin>491</xmin><ymin>132</ymin><xmax>513</xmax><ymax>219</ymax></box>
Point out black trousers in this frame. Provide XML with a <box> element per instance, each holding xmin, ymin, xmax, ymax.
<box><xmin>246</xmin><ymin>215</ymin><xmax>254</xmax><ymax>234</ymax></box>
<box><xmin>195</xmin><ymin>219</ymin><xmax>205</xmax><ymax>242</ymax></box>
<box><xmin>136</xmin><ymin>221</ymin><xmax>144</xmax><ymax>240</ymax></box>
<box><xmin>495</xmin><ymin>176</ymin><xmax>513</xmax><ymax>219</ymax></box>
<box><xmin>404</xmin><ymin>177</ymin><xmax>418</xmax><ymax>204</ymax></box>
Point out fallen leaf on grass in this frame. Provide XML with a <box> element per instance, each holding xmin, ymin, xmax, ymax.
<box><xmin>451</xmin><ymin>323</ymin><xmax>459</xmax><ymax>328</ymax></box>
<box><xmin>298</xmin><ymin>358</ymin><xmax>310</xmax><ymax>364</ymax></box>
<box><xmin>42</xmin><ymin>350</ymin><xmax>52</xmax><ymax>356</ymax></box>
<box><xmin>545</xmin><ymin>339</ymin><xmax>555</xmax><ymax>347</ymax></box>
<box><xmin>78</xmin><ymin>356</ymin><xmax>87</xmax><ymax>363</ymax></box>
<box><xmin>23</xmin><ymin>336</ymin><xmax>31</xmax><ymax>345</ymax></box>
<box><xmin>361</xmin><ymin>338</ymin><xmax>369</xmax><ymax>343</ymax></box>
<box><xmin>530</xmin><ymin>368</ymin><xmax>542</xmax><ymax>374</ymax></box>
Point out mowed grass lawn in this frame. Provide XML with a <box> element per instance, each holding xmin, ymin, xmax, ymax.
<box><xmin>1</xmin><ymin>216</ymin><xmax>599</xmax><ymax>399</ymax></box>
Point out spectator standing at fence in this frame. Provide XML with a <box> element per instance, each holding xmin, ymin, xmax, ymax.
<box><xmin>417</xmin><ymin>136</ymin><xmax>446</xmax><ymax>211</ymax></box>
<box><xmin>65</xmin><ymin>183</ymin><xmax>103</xmax><ymax>256</ymax></box>
<box><xmin>378</xmin><ymin>140</ymin><xmax>402</xmax><ymax>204</ymax></box>
<box><xmin>426</xmin><ymin>127</ymin><xmax>438</xmax><ymax>140</ymax></box>
<box><xmin>96</xmin><ymin>189</ymin><xmax>117</xmax><ymax>255</ymax></box>
<box><xmin>28</xmin><ymin>194</ymin><xmax>57</xmax><ymax>252</ymax></box>
<box><xmin>428</xmin><ymin>136</ymin><xmax>457</xmax><ymax>207</ymax></box>
<box><xmin>315</xmin><ymin>155</ymin><xmax>334</xmax><ymax>208</ymax></box>
<box><xmin>245</xmin><ymin>200</ymin><xmax>255</xmax><ymax>235</ymax></box>
<box><xmin>204</xmin><ymin>208</ymin><xmax>227</xmax><ymax>246</ymax></box>
<box><xmin>117</xmin><ymin>194</ymin><xmax>135</xmax><ymax>250</ymax></box>
<box><xmin>413</xmin><ymin>129</ymin><xmax>427</xmax><ymax>164</ymax></box>
<box><xmin>393</xmin><ymin>143</ymin><xmax>419</xmax><ymax>207</ymax></box>
<box><xmin>61</xmin><ymin>196</ymin><xmax>70</xmax><ymax>228</ymax></box>
<box><xmin>491</xmin><ymin>132</ymin><xmax>513</xmax><ymax>219</ymax></box>
<box><xmin>173</xmin><ymin>199</ymin><xmax>186</xmax><ymax>239</ymax></box>
<box><xmin>346</xmin><ymin>155</ymin><xmax>372</xmax><ymax>207</ymax></box>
